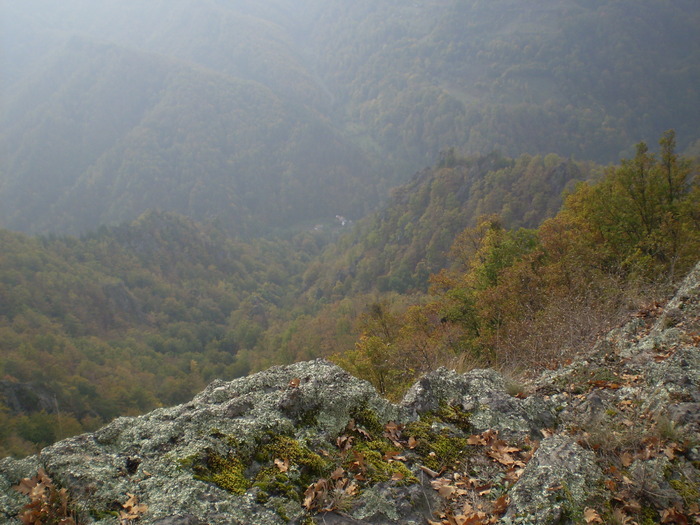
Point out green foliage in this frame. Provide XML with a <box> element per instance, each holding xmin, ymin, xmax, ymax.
<box><xmin>561</xmin><ymin>130</ymin><xmax>700</xmax><ymax>283</ymax></box>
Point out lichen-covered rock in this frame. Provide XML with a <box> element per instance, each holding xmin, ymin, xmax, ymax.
<box><xmin>0</xmin><ymin>360</ymin><xmax>410</xmax><ymax>524</ymax></box>
<box><xmin>401</xmin><ymin>368</ymin><xmax>556</xmax><ymax>438</ymax></box>
<box><xmin>503</xmin><ymin>436</ymin><xmax>603</xmax><ymax>525</ymax></box>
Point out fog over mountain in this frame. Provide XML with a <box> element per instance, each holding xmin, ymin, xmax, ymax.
<box><xmin>1</xmin><ymin>0</ymin><xmax>699</xmax><ymax>234</ymax></box>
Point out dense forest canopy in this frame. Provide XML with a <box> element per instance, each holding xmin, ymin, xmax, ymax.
<box><xmin>1</xmin><ymin>0</ymin><xmax>699</xmax><ymax>234</ymax></box>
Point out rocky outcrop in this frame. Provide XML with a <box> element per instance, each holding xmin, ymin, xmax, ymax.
<box><xmin>1</xmin><ymin>264</ymin><xmax>699</xmax><ymax>524</ymax></box>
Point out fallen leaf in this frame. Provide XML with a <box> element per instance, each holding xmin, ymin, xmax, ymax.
<box><xmin>438</xmin><ymin>484</ymin><xmax>457</xmax><ymax>499</ymax></box>
<box><xmin>623</xmin><ymin>498</ymin><xmax>642</xmax><ymax>514</ymax></box>
<box><xmin>491</xmin><ymin>495</ymin><xmax>509</xmax><ymax>515</ymax></box>
<box><xmin>383</xmin><ymin>450</ymin><xmax>400</xmax><ymax>461</ymax></box>
<box><xmin>336</xmin><ymin>435</ymin><xmax>354</xmax><ymax>451</ymax></box>
<box><xmin>620</xmin><ymin>452</ymin><xmax>634</xmax><ymax>467</ymax></box>
<box><xmin>584</xmin><ymin>507</ymin><xmax>604</xmax><ymax>524</ymax></box>
<box><xmin>288</xmin><ymin>377</ymin><xmax>300</xmax><ymax>388</ymax></box>
<box><xmin>274</xmin><ymin>458</ymin><xmax>290</xmax><ymax>473</ymax></box>
<box><xmin>611</xmin><ymin>508</ymin><xmax>634</xmax><ymax>524</ymax></box>
<box><xmin>504</xmin><ymin>467</ymin><xmax>523</xmax><ymax>484</ymax></box>
<box><xmin>120</xmin><ymin>493</ymin><xmax>148</xmax><ymax>522</ymax></box>
<box><xmin>408</xmin><ymin>436</ymin><xmax>419</xmax><ymax>449</ymax></box>
<box><xmin>661</xmin><ymin>507</ymin><xmax>689</xmax><ymax>525</ymax></box>
<box><xmin>474</xmin><ymin>481</ymin><xmax>492</xmax><ymax>495</ymax></box>
<box><xmin>420</xmin><ymin>465</ymin><xmax>440</xmax><ymax>478</ymax></box>
<box><xmin>467</xmin><ymin>434</ymin><xmax>487</xmax><ymax>446</ymax></box>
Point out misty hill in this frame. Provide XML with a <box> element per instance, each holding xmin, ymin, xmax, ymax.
<box><xmin>2</xmin><ymin>0</ymin><xmax>700</xmax><ymax>234</ymax></box>
<box><xmin>0</xmin><ymin>36</ymin><xmax>376</xmax><ymax>235</ymax></box>
<box><xmin>303</xmin><ymin>151</ymin><xmax>597</xmax><ymax>297</ymax></box>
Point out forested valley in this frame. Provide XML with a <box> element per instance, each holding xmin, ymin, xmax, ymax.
<box><xmin>1</xmin><ymin>1</ymin><xmax>700</xmax><ymax>457</ymax></box>
<box><xmin>1</xmin><ymin>132</ymin><xmax>698</xmax><ymax>456</ymax></box>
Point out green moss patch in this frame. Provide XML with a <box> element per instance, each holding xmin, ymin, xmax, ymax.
<box><xmin>191</xmin><ymin>451</ymin><xmax>249</xmax><ymax>495</ymax></box>
<box><xmin>404</xmin><ymin>404</ymin><xmax>472</xmax><ymax>472</ymax></box>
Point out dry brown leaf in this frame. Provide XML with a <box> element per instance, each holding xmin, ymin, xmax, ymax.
<box><xmin>274</xmin><ymin>458</ymin><xmax>290</xmax><ymax>473</ymax></box>
<box><xmin>664</xmin><ymin>443</ymin><xmax>683</xmax><ymax>460</ymax></box>
<box><xmin>622</xmin><ymin>498</ymin><xmax>642</xmax><ymax>514</ymax></box>
<box><xmin>504</xmin><ymin>467</ymin><xmax>523</xmax><ymax>484</ymax></box>
<box><xmin>382</xmin><ymin>450</ymin><xmax>399</xmax><ymax>462</ymax></box>
<box><xmin>611</xmin><ymin>508</ymin><xmax>634</xmax><ymax>524</ymax></box>
<box><xmin>303</xmin><ymin>486</ymin><xmax>315</xmax><ymax>510</ymax></box>
<box><xmin>120</xmin><ymin>493</ymin><xmax>148</xmax><ymax>522</ymax></box>
<box><xmin>467</xmin><ymin>434</ymin><xmax>487</xmax><ymax>446</ymax></box>
<box><xmin>661</xmin><ymin>507</ymin><xmax>689</xmax><ymax>525</ymax></box>
<box><xmin>438</xmin><ymin>484</ymin><xmax>457</xmax><ymax>499</ymax></box>
<box><xmin>474</xmin><ymin>481</ymin><xmax>492</xmax><ymax>495</ymax></box>
<box><xmin>408</xmin><ymin>436</ymin><xmax>419</xmax><ymax>449</ymax></box>
<box><xmin>420</xmin><ymin>465</ymin><xmax>441</xmax><ymax>478</ymax></box>
<box><xmin>584</xmin><ymin>507</ymin><xmax>604</xmax><ymax>524</ymax></box>
<box><xmin>620</xmin><ymin>452</ymin><xmax>634</xmax><ymax>467</ymax></box>
<box><xmin>491</xmin><ymin>495</ymin><xmax>509</xmax><ymax>515</ymax></box>
<box><xmin>336</xmin><ymin>435</ymin><xmax>354</xmax><ymax>451</ymax></box>
<box><xmin>351</xmin><ymin>450</ymin><xmax>366</xmax><ymax>473</ymax></box>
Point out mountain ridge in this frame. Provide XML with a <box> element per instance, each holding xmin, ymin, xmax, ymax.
<box><xmin>2</xmin><ymin>0</ymin><xmax>699</xmax><ymax>235</ymax></box>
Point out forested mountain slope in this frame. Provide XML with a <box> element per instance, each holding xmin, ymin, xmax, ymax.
<box><xmin>309</xmin><ymin>0</ymin><xmax>700</xmax><ymax>166</ymax></box>
<box><xmin>303</xmin><ymin>151</ymin><xmax>597</xmax><ymax>297</ymax></box>
<box><xmin>0</xmin><ymin>37</ymin><xmax>375</xmax><ymax>235</ymax></box>
<box><xmin>2</xmin><ymin>0</ymin><xmax>699</xmax><ymax>234</ymax></box>
<box><xmin>0</xmin><ymin>211</ymin><xmax>318</xmax><ymax>456</ymax></box>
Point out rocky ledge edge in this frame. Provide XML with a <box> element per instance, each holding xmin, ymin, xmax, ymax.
<box><xmin>1</xmin><ymin>264</ymin><xmax>699</xmax><ymax>525</ymax></box>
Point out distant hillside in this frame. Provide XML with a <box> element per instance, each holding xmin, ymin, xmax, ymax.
<box><xmin>1</xmin><ymin>0</ymin><xmax>699</xmax><ymax>234</ymax></box>
<box><xmin>0</xmin><ymin>37</ymin><xmax>377</xmax><ymax>235</ymax></box>
<box><xmin>308</xmin><ymin>0</ymin><xmax>700</xmax><ymax>165</ymax></box>
<box><xmin>304</xmin><ymin>151</ymin><xmax>597</xmax><ymax>297</ymax></box>
<box><xmin>0</xmin><ymin>211</ymin><xmax>315</xmax><ymax>456</ymax></box>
